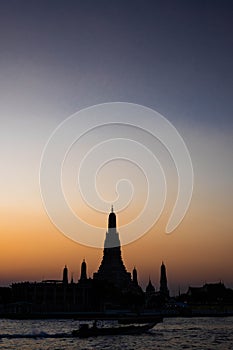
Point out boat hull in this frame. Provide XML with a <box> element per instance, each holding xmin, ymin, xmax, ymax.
<box><xmin>72</xmin><ymin>322</ymin><xmax>158</xmax><ymax>338</ymax></box>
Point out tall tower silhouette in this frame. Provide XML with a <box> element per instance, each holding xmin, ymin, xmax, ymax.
<box><xmin>62</xmin><ymin>265</ymin><xmax>68</xmax><ymax>285</ymax></box>
<box><xmin>93</xmin><ymin>207</ymin><xmax>131</xmax><ymax>287</ymax></box>
<box><xmin>159</xmin><ymin>262</ymin><xmax>169</xmax><ymax>298</ymax></box>
<box><xmin>132</xmin><ymin>267</ymin><xmax>138</xmax><ymax>286</ymax></box>
<box><xmin>79</xmin><ymin>259</ymin><xmax>87</xmax><ymax>281</ymax></box>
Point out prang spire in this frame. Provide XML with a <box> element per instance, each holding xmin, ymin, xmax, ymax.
<box><xmin>108</xmin><ymin>205</ymin><xmax>116</xmax><ymax>229</ymax></box>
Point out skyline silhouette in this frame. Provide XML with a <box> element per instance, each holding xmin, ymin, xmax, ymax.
<box><xmin>1</xmin><ymin>208</ymin><xmax>232</xmax><ymax>297</ymax></box>
<box><xmin>1</xmin><ymin>209</ymin><xmax>232</xmax><ymax>318</ymax></box>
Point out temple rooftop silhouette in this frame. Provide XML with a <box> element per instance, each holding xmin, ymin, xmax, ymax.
<box><xmin>0</xmin><ymin>208</ymin><xmax>233</xmax><ymax>317</ymax></box>
<box><xmin>93</xmin><ymin>206</ymin><xmax>131</xmax><ymax>287</ymax></box>
<box><xmin>0</xmin><ymin>208</ymin><xmax>170</xmax><ymax>315</ymax></box>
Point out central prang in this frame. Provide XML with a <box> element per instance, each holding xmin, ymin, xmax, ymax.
<box><xmin>93</xmin><ymin>207</ymin><xmax>131</xmax><ymax>287</ymax></box>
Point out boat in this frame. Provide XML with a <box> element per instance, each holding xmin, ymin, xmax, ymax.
<box><xmin>72</xmin><ymin>321</ymin><xmax>158</xmax><ymax>338</ymax></box>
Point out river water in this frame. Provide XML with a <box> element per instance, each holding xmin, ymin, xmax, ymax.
<box><xmin>0</xmin><ymin>317</ymin><xmax>232</xmax><ymax>349</ymax></box>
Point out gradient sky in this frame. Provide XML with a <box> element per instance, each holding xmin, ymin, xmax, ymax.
<box><xmin>0</xmin><ymin>0</ymin><xmax>233</xmax><ymax>294</ymax></box>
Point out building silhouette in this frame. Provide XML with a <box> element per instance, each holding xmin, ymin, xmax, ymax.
<box><xmin>132</xmin><ymin>267</ymin><xmax>138</xmax><ymax>286</ymax></box>
<box><xmin>1</xmin><ymin>208</ymin><xmax>170</xmax><ymax>314</ymax></box>
<box><xmin>144</xmin><ymin>261</ymin><xmax>171</xmax><ymax>309</ymax></box>
<box><xmin>62</xmin><ymin>265</ymin><xmax>68</xmax><ymax>285</ymax></box>
<box><xmin>160</xmin><ymin>262</ymin><xmax>169</xmax><ymax>299</ymax></box>
<box><xmin>2</xmin><ymin>209</ymin><xmax>233</xmax><ymax>315</ymax></box>
<box><xmin>79</xmin><ymin>259</ymin><xmax>87</xmax><ymax>281</ymax></box>
<box><xmin>93</xmin><ymin>206</ymin><xmax>131</xmax><ymax>288</ymax></box>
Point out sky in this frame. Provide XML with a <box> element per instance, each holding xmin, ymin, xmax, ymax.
<box><xmin>0</xmin><ymin>0</ymin><xmax>233</xmax><ymax>294</ymax></box>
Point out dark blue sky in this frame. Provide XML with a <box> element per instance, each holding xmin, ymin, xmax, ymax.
<box><xmin>0</xmin><ymin>0</ymin><xmax>233</xmax><ymax>128</ymax></box>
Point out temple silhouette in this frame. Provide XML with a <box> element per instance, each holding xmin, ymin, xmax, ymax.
<box><xmin>0</xmin><ymin>208</ymin><xmax>170</xmax><ymax>314</ymax></box>
<box><xmin>93</xmin><ymin>206</ymin><xmax>132</xmax><ymax>287</ymax></box>
<box><xmin>0</xmin><ymin>208</ymin><xmax>233</xmax><ymax>317</ymax></box>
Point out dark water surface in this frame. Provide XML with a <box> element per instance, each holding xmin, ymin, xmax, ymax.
<box><xmin>0</xmin><ymin>317</ymin><xmax>232</xmax><ymax>349</ymax></box>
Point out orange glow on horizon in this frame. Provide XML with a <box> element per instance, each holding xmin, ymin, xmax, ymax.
<box><xmin>1</xmin><ymin>198</ymin><xmax>233</xmax><ymax>294</ymax></box>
